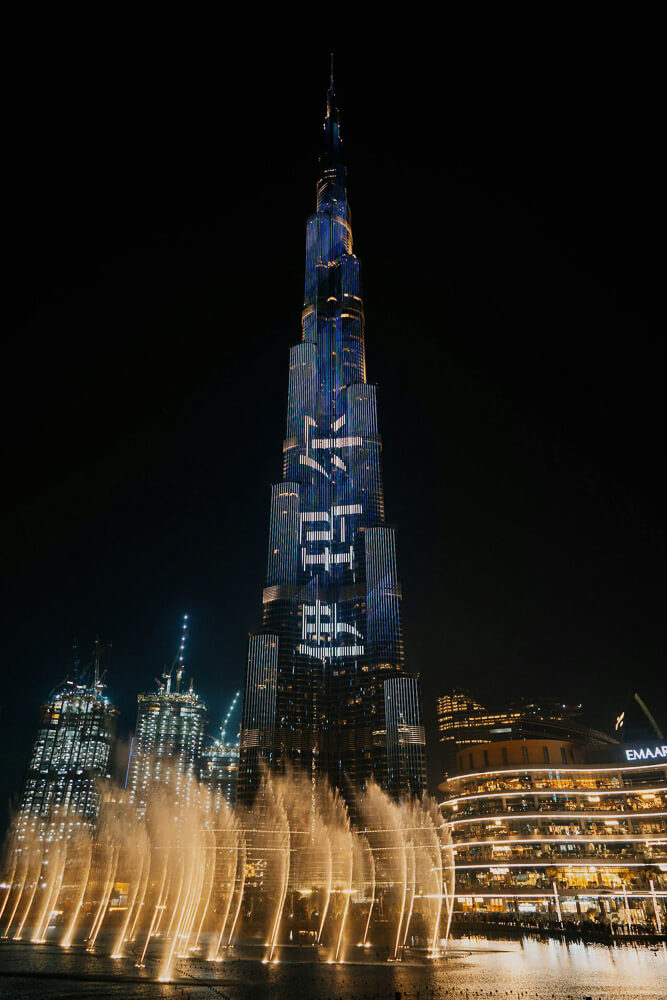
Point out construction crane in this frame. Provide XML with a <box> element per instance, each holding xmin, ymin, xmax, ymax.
<box><xmin>221</xmin><ymin>689</ymin><xmax>241</xmax><ymax>746</ymax></box>
<box><xmin>158</xmin><ymin>614</ymin><xmax>189</xmax><ymax>694</ymax></box>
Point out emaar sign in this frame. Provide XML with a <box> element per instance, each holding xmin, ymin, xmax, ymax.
<box><xmin>625</xmin><ymin>745</ymin><xmax>667</xmax><ymax>761</ymax></box>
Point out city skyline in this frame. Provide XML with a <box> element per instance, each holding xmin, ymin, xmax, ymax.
<box><xmin>2</xmin><ymin>48</ymin><xmax>664</xmax><ymax>831</ymax></box>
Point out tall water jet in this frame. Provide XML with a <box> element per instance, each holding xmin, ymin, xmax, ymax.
<box><xmin>262</xmin><ymin>778</ymin><xmax>290</xmax><ymax>963</ymax></box>
<box><xmin>0</xmin><ymin>851</ymin><xmax>18</xmax><ymax>925</ymax></box>
<box><xmin>33</xmin><ymin>840</ymin><xmax>67</xmax><ymax>942</ymax></box>
<box><xmin>1</xmin><ymin>846</ymin><xmax>30</xmax><ymax>938</ymax></box>
<box><xmin>360</xmin><ymin>834</ymin><xmax>375</xmax><ymax>946</ymax></box>
<box><xmin>209</xmin><ymin>809</ymin><xmax>244</xmax><ymax>960</ymax></box>
<box><xmin>1</xmin><ymin>768</ymin><xmax>452</xmax><ymax>966</ymax></box>
<box><xmin>61</xmin><ymin>832</ymin><xmax>93</xmax><ymax>948</ymax></box>
<box><xmin>112</xmin><ymin>823</ymin><xmax>149</xmax><ymax>957</ymax></box>
<box><xmin>13</xmin><ymin>844</ymin><xmax>44</xmax><ymax>940</ymax></box>
<box><xmin>225</xmin><ymin>830</ymin><xmax>246</xmax><ymax>949</ymax></box>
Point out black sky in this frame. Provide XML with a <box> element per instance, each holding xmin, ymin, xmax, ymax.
<box><xmin>2</xmin><ymin>28</ymin><xmax>664</xmax><ymax>823</ymax></box>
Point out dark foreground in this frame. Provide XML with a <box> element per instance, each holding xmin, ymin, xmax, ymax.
<box><xmin>0</xmin><ymin>936</ymin><xmax>665</xmax><ymax>999</ymax></box>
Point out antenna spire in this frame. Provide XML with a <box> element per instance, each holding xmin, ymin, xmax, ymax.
<box><xmin>221</xmin><ymin>689</ymin><xmax>241</xmax><ymax>746</ymax></box>
<box><xmin>92</xmin><ymin>637</ymin><xmax>109</xmax><ymax>692</ymax></box>
<box><xmin>71</xmin><ymin>638</ymin><xmax>80</xmax><ymax>683</ymax></box>
<box><xmin>323</xmin><ymin>54</ymin><xmax>342</xmax><ymax>153</ymax></box>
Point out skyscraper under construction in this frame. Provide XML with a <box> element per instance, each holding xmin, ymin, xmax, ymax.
<box><xmin>16</xmin><ymin>641</ymin><xmax>118</xmax><ymax>842</ymax></box>
<box><xmin>239</xmin><ymin>65</ymin><xmax>426</xmax><ymax>804</ymax></box>
<box><xmin>127</xmin><ymin>615</ymin><xmax>207</xmax><ymax>816</ymax></box>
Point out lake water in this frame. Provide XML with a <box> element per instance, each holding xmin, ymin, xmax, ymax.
<box><xmin>0</xmin><ymin>936</ymin><xmax>665</xmax><ymax>999</ymax></box>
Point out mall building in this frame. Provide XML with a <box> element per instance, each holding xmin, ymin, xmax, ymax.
<box><xmin>439</xmin><ymin>736</ymin><xmax>667</xmax><ymax>930</ymax></box>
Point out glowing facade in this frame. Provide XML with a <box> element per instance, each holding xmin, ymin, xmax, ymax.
<box><xmin>437</xmin><ymin>688</ymin><xmax>617</xmax><ymax>774</ymax></box>
<box><xmin>239</xmin><ymin>68</ymin><xmax>426</xmax><ymax>804</ymax></box>
<box><xmin>439</xmin><ymin>739</ymin><xmax>667</xmax><ymax>929</ymax></box>
<box><xmin>128</xmin><ymin>686</ymin><xmax>207</xmax><ymax>816</ymax></box>
<box><xmin>16</xmin><ymin>672</ymin><xmax>118</xmax><ymax>842</ymax></box>
<box><xmin>199</xmin><ymin>740</ymin><xmax>239</xmax><ymax>809</ymax></box>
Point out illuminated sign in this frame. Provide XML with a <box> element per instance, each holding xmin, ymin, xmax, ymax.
<box><xmin>299</xmin><ymin>504</ymin><xmax>362</xmax><ymax>572</ymax></box>
<box><xmin>297</xmin><ymin>599</ymin><xmax>364</xmax><ymax>660</ymax></box>
<box><xmin>625</xmin><ymin>745</ymin><xmax>667</xmax><ymax>761</ymax></box>
<box><xmin>299</xmin><ymin>414</ymin><xmax>362</xmax><ymax>479</ymax></box>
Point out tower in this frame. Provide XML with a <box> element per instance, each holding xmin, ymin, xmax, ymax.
<box><xmin>199</xmin><ymin>690</ymin><xmax>241</xmax><ymax>809</ymax></box>
<box><xmin>16</xmin><ymin>640</ymin><xmax>118</xmax><ymax>843</ymax></box>
<box><xmin>127</xmin><ymin>615</ymin><xmax>207</xmax><ymax>816</ymax></box>
<box><xmin>239</xmin><ymin>63</ymin><xmax>426</xmax><ymax>805</ymax></box>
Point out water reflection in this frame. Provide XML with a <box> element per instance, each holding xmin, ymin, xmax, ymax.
<box><xmin>0</xmin><ymin>935</ymin><xmax>664</xmax><ymax>999</ymax></box>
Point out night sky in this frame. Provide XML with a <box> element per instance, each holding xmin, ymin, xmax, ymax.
<box><xmin>2</xmin><ymin>32</ymin><xmax>664</xmax><ymax>826</ymax></box>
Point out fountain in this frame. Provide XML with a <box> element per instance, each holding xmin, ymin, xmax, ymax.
<box><xmin>0</xmin><ymin>768</ymin><xmax>454</xmax><ymax>978</ymax></box>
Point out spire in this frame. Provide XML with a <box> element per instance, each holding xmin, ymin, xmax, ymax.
<box><xmin>92</xmin><ymin>637</ymin><xmax>109</xmax><ymax>692</ymax></box>
<box><xmin>323</xmin><ymin>52</ymin><xmax>342</xmax><ymax>153</ymax></box>
<box><xmin>327</xmin><ymin>52</ymin><xmax>335</xmax><ymax>111</ymax></box>
<box><xmin>71</xmin><ymin>638</ymin><xmax>81</xmax><ymax>684</ymax></box>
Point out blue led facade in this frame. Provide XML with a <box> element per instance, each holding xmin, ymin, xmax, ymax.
<box><xmin>239</xmin><ymin>67</ymin><xmax>426</xmax><ymax>804</ymax></box>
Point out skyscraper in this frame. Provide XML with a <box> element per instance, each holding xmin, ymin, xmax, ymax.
<box><xmin>16</xmin><ymin>641</ymin><xmax>118</xmax><ymax>843</ymax></box>
<box><xmin>436</xmin><ymin>687</ymin><xmax>617</xmax><ymax>774</ymax></box>
<box><xmin>199</xmin><ymin>739</ymin><xmax>239</xmax><ymax>809</ymax></box>
<box><xmin>239</xmin><ymin>64</ymin><xmax>426</xmax><ymax>805</ymax></box>
<box><xmin>127</xmin><ymin>616</ymin><xmax>207</xmax><ymax>816</ymax></box>
<box><xmin>199</xmin><ymin>690</ymin><xmax>241</xmax><ymax>809</ymax></box>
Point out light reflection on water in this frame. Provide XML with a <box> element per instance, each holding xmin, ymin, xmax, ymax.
<box><xmin>0</xmin><ymin>936</ymin><xmax>665</xmax><ymax>999</ymax></box>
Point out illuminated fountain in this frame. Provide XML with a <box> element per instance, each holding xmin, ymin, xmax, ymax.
<box><xmin>0</xmin><ymin>769</ymin><xmax>454</xmax><ymax>979</ymax></box>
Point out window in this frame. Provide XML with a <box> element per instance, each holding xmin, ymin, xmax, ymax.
<box><xmin>483</xmin><ymin>749</ymin><xmax>489</xmax><ymax>768</ymax></box>
<box><xmin>522</xmin><ymin>746</ymin><xmax>529</xmax><ymax>764</ymax></box>
<box><xmin>561</xmin><ymin>747</ymin><xmax>568</xmax><ymax>764</ymax></box>
<box><xmin>501</xmin><ymin>747</ymin><xmax>508</xmax><ymax>765</ymax></box>
<box><xmin>468</xmin><ymin>752</ymin><xmax>474</xmax><ymax>770</ymax></box>
<box><xmin>543</xmin><ymin>746</ymin><xmax>550</xmax><ymax>764</ymax></box>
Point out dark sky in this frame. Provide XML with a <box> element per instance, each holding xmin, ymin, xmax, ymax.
<box><xmin>2</xmin><ymin>29</ymin><xmax>664</xmax><ymax>822</ymax></box>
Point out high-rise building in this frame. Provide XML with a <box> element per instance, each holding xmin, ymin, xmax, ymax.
<box><xmin>437</xmin><ymin>688</ymin><xmax>616</xmax><ymax>774</ymax></box>
<box><xmin>199</xmin><ymin>740</ymin><xmax>239</xmax><ymax>809</ymax></box>
<box><xmin>199</xmin><ymin>689</ymin><xmax>241</xmax><ymax>809</ymax></box>
<box><xmin>127</xmin><ymin>616</ymin><xmax>207</xmax><ymax>816</ymax></box>
<box><xmin>239</xmin><ymin>65</ymin><xmax>426</xmax><ymax>805</ymax></box>
<box><xmin>16</xmin><ymin>641</ymin><xmax>118</xmax><ymax>842</ymax></box>
<box><xmin>439</xmin><ymin>736</ymin><xmax>667</xmax><ymax>931</ymax></box>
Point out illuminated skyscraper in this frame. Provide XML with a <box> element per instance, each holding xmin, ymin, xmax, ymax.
<box><xmin>199</xmin><ymin>691</ymin><xmax>241</xmax><ymax>809</ymax></box>
<box><xmin>437</xmin><ymin>687</ymin><xmax>616</xmax><ymax>774</ymax></box>
<box><xmin>239</xmin><ymin>64</ymin><xmax>426</xmax><ymax>805</ymax></box>
<box><xmin>127</xmin><ymin>616</ymin><xmax>207</xmax><ymax>816</ymax></box>
<box><xmin>199</xmin><ymin>740</ymin><xmax>239</xmax><ymax>809</ymax></box>
<box><xmin>16</xmin><ymin>641</ymin><xmax>118</xmax><ymax>842</ymax></box>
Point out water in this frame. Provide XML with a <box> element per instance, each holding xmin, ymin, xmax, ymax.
<box><xmin>0</xmin><ymin>937</ymin><xmax>665</xmax><ymax>999</ymax></box>
<box><xmin>4</xmin><ymin>776</ymin><xmax>453</xmax><ymax>974</ymax></box>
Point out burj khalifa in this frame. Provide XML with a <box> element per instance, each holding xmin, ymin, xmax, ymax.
<box><xmin>239</xmin><ymin>63</ymin><xmax>426</xmax><ymax>805</ymax></box>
